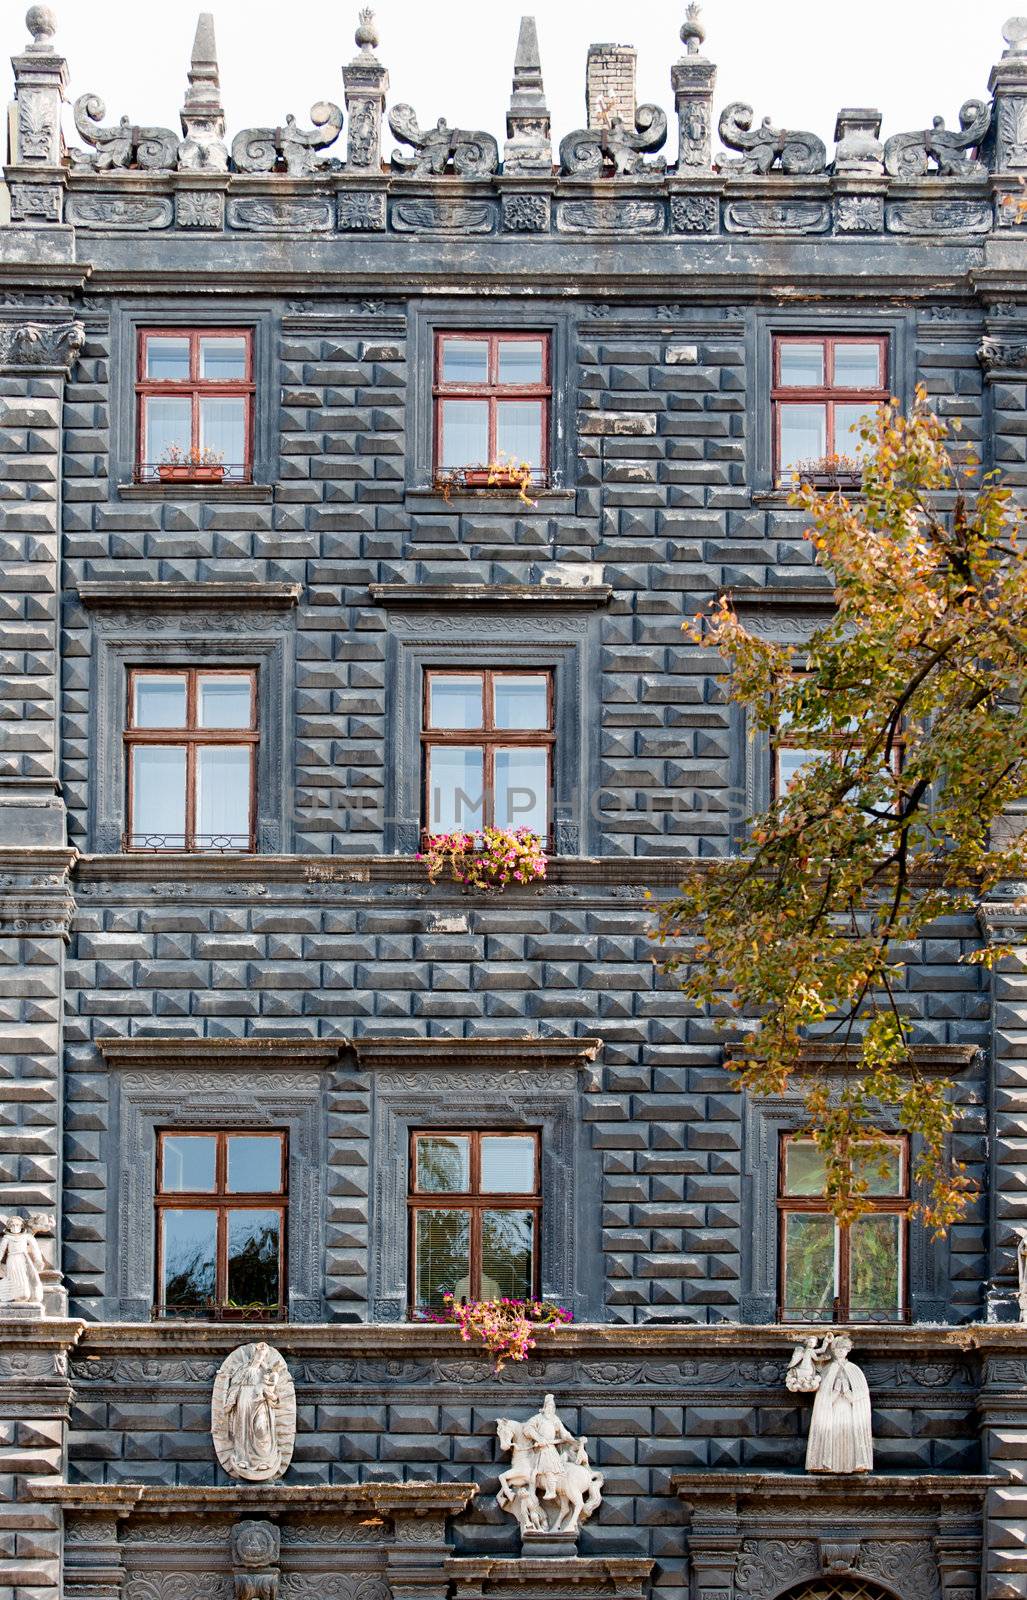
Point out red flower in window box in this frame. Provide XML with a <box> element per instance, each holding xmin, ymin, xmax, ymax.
<box><xmin>158</xmin><ymin>444</ymin><xmax>226</xmax><ymax>483</ymax></box>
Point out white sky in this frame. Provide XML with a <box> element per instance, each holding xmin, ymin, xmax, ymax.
<box><xmin>4</xmin><ymin>1</ymin><xmax>1019</xmax><ymax>158</ymax></box>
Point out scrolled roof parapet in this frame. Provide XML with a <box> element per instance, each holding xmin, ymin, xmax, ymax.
<box><xmin>884</xmin><ymin>97</ymin><xmax>992</xmax><ymax>177</ymax></box>
<box><xmin>389</xmin><ymin>104</ymin><xmax>498</xmax><ymax>176</ymax></box>
<box><xmin>0</xmin><ymin>319</ymin><xmax>84</xmax><ymax>372</ymax></box>
<box><xmin>231</xmin><ymin>102</ymin><xmax>344</xmax><ymax>175</ymax></box>
<box><xmin>560</xmin><ymin>105</ymin><xmax>668</xmax><ymax>177</ymax></box>
<box><xmin>717</xmin><ymin>102</ymin><xmax>827</xmax><ymax>175</ymax></box>
<box><xmin>70</xmin><ymin>94</ymin><xmax>178</xmax><ymax>171</ymax></box>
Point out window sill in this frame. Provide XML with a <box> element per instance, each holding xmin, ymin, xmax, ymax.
<box><xmin>117</xmin><ymin>481</ymin><xmax>274</xmax><ymax>503</ymax></box>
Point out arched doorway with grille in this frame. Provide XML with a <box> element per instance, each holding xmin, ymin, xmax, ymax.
<box><xmin>773</xmin><ymin>1581</ymin><xmax>902</xmax><ymax>1600</ymax></box>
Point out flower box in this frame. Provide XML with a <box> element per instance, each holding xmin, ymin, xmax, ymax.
<box><xmin>158</xmin><ymin>463</ymin><xmax>226</xmax><ymax>484</ymax></box>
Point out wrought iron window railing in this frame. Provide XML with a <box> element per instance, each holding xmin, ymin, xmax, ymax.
<box><xmin>123</xmin><ymin>832</ymin><xmax>252</xmax><ymax>854</ymax></box>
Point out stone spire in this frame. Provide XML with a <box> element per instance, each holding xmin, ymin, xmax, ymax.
<box><xmin>178</xmin><ymin>11</ymin><xmax>228</xmax><ymax>170</ymax></box>
<box><xmin>503</xmin><ymin>16</ymin><xmax>552</xmax><ymax>174</ymax></box>
<box><xmin>343</xmin><ymin>8</ymin><xmax>389</xmax><ymax>171</ymax></box>
<box><xmin>7</xmin><ymin>6</ymin><xmax>68</xmax><ymax>221</ymax></box>
<box><xmin>671</xmin><ymin>3</ymin><xmax>716</xmax><ymax>171</ymax></box>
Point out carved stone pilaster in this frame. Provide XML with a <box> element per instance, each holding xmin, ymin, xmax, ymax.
<box><xmin>343</xmin><ymin>9</ymin><xmax>388</xmax><ymax>173</ymax></box>
<box><xmin>672</xmin><ymin>5</ymin><xmax>716</xmax><ymax>172</ymax></box>
<box><xmin>990</xmin><ymin>18</ymin><xmax>1027</xmax><ymax>172</ymax></box>
<box><xmin>7</xmin><ymin>7</ymin><xmax>67</xmax><ymax>224</ymax></box>
<box><xmin>503</xmin><ymin>16</ymin><xmax>552</xmax><ymax>175</ymax></box>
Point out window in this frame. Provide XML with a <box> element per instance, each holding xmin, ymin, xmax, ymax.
<box><xmin>422</xmin><ymin>669</ymin><xmax>553</xmax><ymax>838</ymax></box>
<box><xmin>772</xmin><ymin>335</ymin><xmax>888</xmax><ymax>479</ymax></box>
<box><xmin>778</xmin><ymin>1135</ymin><xmax>909</xmax><ymax>1323</ymax></box>
<box><xmin>772</xmin><ymin>687</ymin><xmax>903</xmax><ymax>801</ymax></box>
<box><xmin>409</xmin><ymin>1131</ymin><xmax>541</xmax><ymax>1311</ymax></box>
<box><xmin>434</xmin><ymin>332</ymin><xmax>550</xmax><ymax>476</ymax></box>
<box><xmin>136</xmin><ymin>328</ymin><xmax>254</xmax><ymax>482</ymax></box>
<box><xmin>155</xmin><ymin>1130</ymin><xmax>287</xmax><ymax>1319</ymax></box>
<box><xmin>124</xmin><ymin>667</ymin><xmax>258</xmax><ymax>852</ymax></box>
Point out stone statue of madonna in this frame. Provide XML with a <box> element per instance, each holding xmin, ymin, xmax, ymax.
<box><xmin>801</xmin><ymin>1332</ymin><xmax>874</xmax><ymax>1474</ymax></box>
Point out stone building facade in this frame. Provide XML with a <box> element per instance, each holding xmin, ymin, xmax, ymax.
<box><xmin>1</xmin><ymin>6</ymin><xmax>1027</xmax><ymax>1600</ymax></box>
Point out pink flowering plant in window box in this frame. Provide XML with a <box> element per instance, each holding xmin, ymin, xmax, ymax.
<box><xmin>418</xmin><ymin>827</ymin><xmax>547</xmax><ymax>892</ymax></box>
<box><xmin>422</xmin><ymin>1293</ymin><xmax>573</xmax><ymax>1372</ymax></box>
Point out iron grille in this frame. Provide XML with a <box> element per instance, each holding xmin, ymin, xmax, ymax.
<box><xmin>782</xmin><ymin>1581</ymin><xmax>896</xmax><ymax>1600</ymax></box>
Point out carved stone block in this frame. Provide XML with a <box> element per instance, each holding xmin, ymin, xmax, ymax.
<box><xmin>670</xmin><ymin>194</ymin><xmax>718</xmax><ymax>232</ymax></box>
<box><xmin>502</xmin><ymin>194</ymin><xmax>551</xmax><ymax>233</ymax></box>
<box><xmin>9</xmin><ymin>181</ymin><xmax>61</xmax><ymax>222</ymax></box>
<box><xmin>226</xmin><ymin>198</ymin><xmax>334</xmax><ymax>233</ymax></box>
<box><xmin>556</xmin><ymin>200</ymin><xmax>664</xmax><ymax>235</ymax></box>
<box><xmin>723</xmin><ymin>200</ymin><xmax>830</xmax><ymax>235</ymax></box>
<box><xmin>66</xmin><ymin>195</ymin><xmax>173</xmax><ymax>229</ymax></box>
<box><xmin>390</xmin><ymin>199</ymin><xmax>498</xmax><ymax>235</ymax></box>
<box><xmin>835</xmin><ymin>195</ymin><xmax>884</xmax><ymax>233</ymax></box>
<box><xmin>176</xmin><ymin>190</ymin><xmax>225</xmax><ymax>228</ymax></box>
<box><xmin>337</xmin><ymin>191</ymin><xmax>387</xmax><ymax>231</ymax></box>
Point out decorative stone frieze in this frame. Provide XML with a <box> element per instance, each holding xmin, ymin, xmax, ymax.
<box><xmin>231</xmin><ymin>103</ymin><xmax>344</xmax><ymax>175</ymax></box>
<box><xmin>337</xmin><ymin>189</ymin><xmax>387</xmax><ymax>230</ymax></box>
<box><xmin>670</xmin><ymin>192</ymin><xmax>718</xmax><ymax>231</ymax></box>
<box><xmin>718</xmin><ymin>102</ymin><xmax>827</xmax><ymax>174</ymax></box>
<box><xmin>835</xmin><ymin>193</ymin><xmax>885</xmax><ymax>232</ymax></box>
<box><xmin>8</xmin><ymin>177</ymin><xmax>61</xmax><ymax>220</ymax></box>
<box><xmin>501</xmin><ymin>192</ymin><xmax>551</xmax><ymax>232</ymax></box>
<box><xmin>343</xmin><ymin>9</ymin><xmax>388</xmax><ymax>172</ymax></box>
<box><xmin>389</xmin><ymin>104</ymin><xmax>499</xmax><ymax>176</ymax></box>
<box><xmin>66</xmin><ymin>192</ymin><xmax>173</xmax><ymax>228</ymax></box>
<box><xmin>883</xmin><ymin>98</ymin><xmax>992</xmax><ymax>176</ymax></box>
<box><xmin>176</xmin><ymin>186</ymin><xmax>225</xmax><ymax>227</ymax></box>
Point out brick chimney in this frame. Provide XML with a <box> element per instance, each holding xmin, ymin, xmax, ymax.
<box><xmin>585</xmin><ymin>42</ymin><xmax>636</xmax><ymax>129</ymax></box>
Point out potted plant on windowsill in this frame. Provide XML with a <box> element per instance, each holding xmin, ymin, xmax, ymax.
<box><xmin>158</xmin><ymin>443</ymin><xmax>226</xmax><ymax>483</ymax></box>
<box><xmin>420</xmin><ymin>1293</ymin><xmax>572</xmax><ymax>1373</ymax></box>
<box><xmin>433</xmin><ymin>455</ymin><xmax>538</xmax><ymax>507</ymax></box>
<box><xmin>789</xmin><ymin>452</ymin><xmax>863</xmax><ymax>491</ymax></box>
<box><xmin>419</xmin><ymin>827</ymin><xmax>547</xmax><ymax>893</ymax></box>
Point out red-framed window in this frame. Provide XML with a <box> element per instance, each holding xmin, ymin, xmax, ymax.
<box><xmin>124</xmin><ymin>667</ymin><xmax>258</xmax><ymax>853</ymax></box>
<box><xmin>408</xmin><ymin>1130</ymin><xmax>541</xmax><ymax>1312</ymax></box>
<box><xmin>778</xmin><ymin>1135</ymin><xmax>910</xmax><ymax>1323</ymax></box>
<box><xmin>136</xmin><ymin>328</ymin><xmax>254</xmax><ymax>482</ymax></box>
<box><xmin>772</xmin><ymin>334</ymin><xmax>889</xmax><ymax>480</ymax></box>
<box><xmin>155</xmin><ymin>1129</ymin><xmax>287</xmax><ymax>1320</ymax></box>
<box><xmin>421</xmin><ymin>668</ymin><xmax>554</xmax><ymax>839</ymax></box>
<box><xmin>433</xmin><ymin>332</ymin><xmax>550</xmax><ymax>477</ymax></box>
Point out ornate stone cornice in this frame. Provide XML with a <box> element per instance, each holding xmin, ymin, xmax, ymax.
<box><xmin>75</xmin><ymin>581</ymin><xmax>301</xmax><ymax>610</ymax></box>
<box><xmin>0</xmin><ymin>319</ymin><xmax>84</xmax><ymax>372</ymax></box>
<box><xmin>368</xmin><ymin>583</ymin><xmax>612</xmax><ymax>608</ymax></box>
<box><xmin>672</xmin><ymin>1470</ymin><xmax>997</xmax><ymax>1507</ymax></box>
<box><xmin>351</xmin><ymin>1035</ymin><xmax>602</xmax><ymax>1072</ymax></box>
<box><xmin>96</xmin><ymin>1037</ymin><xmax>345</xmax><ymax>1070</ymax></box>
<box><xmin>725</xmin><ymin>1042</ymin><xmax>981</xmax><ymax>1075</ymax></box>
<box><xmin>35</xmin><ymin>1482</ymin><xmax>478</xmax><ymax>1520</ymax></box>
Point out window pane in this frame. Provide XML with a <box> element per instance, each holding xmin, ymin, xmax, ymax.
<box><xmin>783</xmin><ymin>1140</ymin><xmax>827</xmax><ymax>1196</ymax></box>
<box><xmin>783</xmin><ymin>1212</ymin><xmax>836</xmax><ymax>1319</ymax></box>
<box><xmin>498</xmin><ymin>339</ymin><xmax>544</xmax><ymax>385</ymax></box>
<box><xmin>853</xmin><ymin>1143</ymin><xmax>904</xmax><ymax>1196</ymax></box>
<box><xmin>161</xmin><ymin>1209</ymin><xmax>216</xmax><ymax>1306</ymax></box>
<box><xmin>441</xmin><ymin>338</ymin><xmax>489</xmax><ymax>384</ymax></box>
<box><xmin>495</xmin><ymin>747</ymin><xmax>548</xmax><ymax>835</ymax></box>
<box><xmin>482</xmin><ymin>1209</ymin><xmax>534</xmax><ymax>1300</ymax></box>
<box><xmin>777</xmin><ymin>746</ymin><xmax>829</xmax><ymax>794</ymax></box>
<box><xmin>199</xmin><ymin>395</ymin><xmax>246</xmax><ymax>463</ymax></box>
<box><xmin>849</xmin><ymin>1213</ymin><xmax>901</xmax><ymax>1319</ymax></box>
<box><xmin>481</xmin><ymin>1136</ymin><xmax>536</xmax><ymax>1193</ymax></box>
<box><xmin>200</xmin><ymin>335</ymin><xmax>248</xmax><ymax>380</ymax></box>
<box><xmin>494</xmin><ymin>675</ymin><xmax>548</xmax><ymax>730</ymax></box>
<box><xmin>440</xmin><ymin>399</ymin><xmax>489</xmax><ymax>469</ymax></box>
<box><xmin>133</xmin><ymin>674</ymin><xmax>187</xmax><ymax>729</ymax></box>
<box><xmin>778</xmin><ymin>342</ymin><xmax>824</xmax><ymax>387</ymax></box>
<box><xmin>161</xmin><ymin>1135</ymin><xmax>217</xmax><ymax>1193</ymax></box>
<box><xmin>428</xmin><ymin>675</ymin><xmax>483</xmax><ymax>730</ymax></box>
<box><xmin>416</xmin><ymin>1135</ymin><xmax>471</xmax><ymax>1193</ymax></box>
<box><xmin>146</xmin><ymin>336</ymin><xmax>191</xmax><ymax>380</ymax></box>
<box><xmin>143</xmin><ymin>395</ymin><xmax>192</xmax><ymax>462</ymax></box>
<box><xmin>227</xmin><ymin>1135</ymin><xmax>283</xmax><ymax>1194</ymax></box>
<box><xmin>227</xmin><ymin>1209</ymin><xmax>280</xmax><ymax>1307</ymax></box>
<box><xmin>198</xmin><ymin>674</ymin><xmax>253</xmax><ymax>729</ymax></box>
<box><xmin>132</xmin><ymin>746</ymin><xmax>186</xmax><ymax>842</ymax></box>
<box><xmin>833</xmin><ymin>402</ymin><xmax>870</xmax><ymax>459</ymax></box>
<box><xmin>834</xmin><ymin>342</ymin><xmax>882</xmax><ymax>389</ymax></box>
<box><xmin>415</xmin><ymin>1208</ymin><xmax>470</xmax><ymax>1309</ymax></box>
<box><xmin>196</xmin><ymin>746</ymin><xmax>251</xmax><ymax>847</ymax></box>
<box><xmin>428</xmin><ymin>746</ymin><xmax>484</xmax><ymax>832</ymax></box>
<box><xmin>497</xmin><ymin>400</ymin><xmax>543</xmax><ymax>469</ymax></box>
<box><xmin>779</xmin><ymin>403</ymin><xmax>826</xmax><ymax>473</ymax></box>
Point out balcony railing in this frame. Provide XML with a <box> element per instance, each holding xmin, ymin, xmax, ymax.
<box><xmin>152</xmin><ymin>1302</ymin><xmax>287</xmax><ymax>1323</ymax></box>
<box><xmin>123</xmin><ymin>832</ymin><xmax>252</xmax><ymax>854</ymax></box>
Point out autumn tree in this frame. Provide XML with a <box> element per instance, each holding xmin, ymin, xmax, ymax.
<box><xmin>653</xmin><ymin>390</ymin><xmax>1027</xmax><ymax>1230</ymax></box>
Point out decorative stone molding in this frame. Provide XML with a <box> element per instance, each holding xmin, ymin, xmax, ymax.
<box><xmin>351</xmin><ymin>1035</ymin><xmax>601</xmax><ymax>1072</ymax></box>
<box><xmin>37</xmin><ymin>1481</ymin><xmax>479</xmax><ymax>1525</ymax></box>
<box><xmin>389</xmin><ymin>105</ymin><xmax>499</xmax><ymax>176</ymax></box>
<box><xmin>718</xmin><ymin>102</ymin><xmax>827</xmax><ymax>174</ymax></box>
<box><xmin>71</xmin><ymin>94</ymin><xmax>178</xmax><ymax>170</ymax></box>
<box><xmin>76</xmin><ymin>581</ymin><xmax>301</xmax><ymax>610</ymax></box>
<box><xmin>447</xmin><ymin>1558</ymin><xmax>653</xmax><ymax>1600</ymax></box>
<box><xmin>368</xmin><ymin>583</ymin><xmax>612</xmax><ymax>608</ymax></box>
<box><xmin>559</xmin><ymin>105</ymin><xmax>668</xmax><ymax>176</ymax></box>
<box><xmin>97</xmin><ymin>1037</ymin><xmax>344</xmax><ymax>1070</ymax></box>
<box><xmin>884</xmin><ymin>98</ymin><xmax>992</xmax><ymax>176</ymax></box>
<box><xmin>0</xmin><ymin>318</ymin><xmax>84</xmax><ymax>372</ymax></box>
<box><xmin>978</xmin><ymin>335</ymin><xmax>1027</xmax><ymax>372</ymax></box>
<box><xmin>231</xmin><ymin>103</ymin><xmax>344</xmax><ymax>175</ymax></box>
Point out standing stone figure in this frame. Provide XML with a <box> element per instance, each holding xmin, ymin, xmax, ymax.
<box><xmin>497</xmin><ymin>1395</ymin><xmax>604</xmax><ymax>1536</ymax></box>
<box><xmin>1016</xmin><ymin>1227</ymin><xmax>1027</xmax><ymax>1321</ymax></box>
<box><xmin>790</xmin><ymin>1333</ymin><xmax>874</xmax><ymax>1474</ymax></box>
<box><xmin>211</xmin><ymin>1342</ymin><xmax>296</xmax><ymax>1482</ymax></box>
<box><xmin>0</xmin><ymin>1216</ymin><xmax>45</xmax><ymax>1308</ymax></box>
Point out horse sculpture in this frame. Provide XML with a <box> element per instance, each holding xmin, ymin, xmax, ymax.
<box><xmin>496</xmin><ymin>1415</ymin><xmax>604</xmax><ymax>1536</ymax></box>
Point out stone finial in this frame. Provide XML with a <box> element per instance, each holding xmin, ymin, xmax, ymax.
<box><xmin>354</xmin><ymin>6</ymin><xmax>380</xmax><ymax>56</ymax></box>
<box><xmin>344</xmin><ymin>5</ymin><xmax>388</xmax><ymax>170</ymax></box>
<box><xmin>178</xmin><ymin>11</ymin><xmax>228</xmax><ymax>171</ymax></box>
<box><xmin>25</xmin><ymin>5</ymin><xmax>57</xmax><ymax>51</ymax></box>
<box><xmin>1003</xmin><ymin>16</ymin><xmax>1027</xmax><ymax>56</ymax></box>
<box><xmin>504</xmin><ymin>16</ymin><xmax>552</xmax><ymax>174</ymax></box>
<box><xmin>833</xmin><ymin>108</ymin><xmax>884</xmax><ymax>175</ymax></box>
<box><xmin>680</xmin><ymin>3</ymin><xmax>706</xmax><ymax>56</ymax></box>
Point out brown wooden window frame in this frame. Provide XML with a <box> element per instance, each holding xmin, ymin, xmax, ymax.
<box><xmin>771</xmin><ymin>333</ymin><xmax>890</xmax><ymax>483</ymax></box>
<box><xmin>135</xmin><ymin>326</ymin><xmax>255</xmax><ymax>483</ymax></box>
<box><xmin>433</xmin><ymin>330</ymin><xmax>551</xmax><ymax>480</ymax></box>
<box><xmin>407</xmin><ymin>1129</ymin><xmax>542</xmax><ymax>1311</ymax></box>
<box><xmin>777</xmin><ymin>1132</ymin><xmax>910</xmax><ymax>1324</ymax></box>
<box><xmin>154</xmin><ymin>1129</ymin><xmax>288</xmax><ymax>1321</ymax></box>
<box><xmin>123</xmin><ymin>666</ymin><xmax>259</xmax><ymax>853</ymax></box>
<box><xmin>421</xmin><ymin>667</ymin><xmax>555</xmax><ymax>841</ymax></box>
<box><xmin>770</xmin><ymin>672</ymin><xmax>903</xmax><ymax>804</ymax></box>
